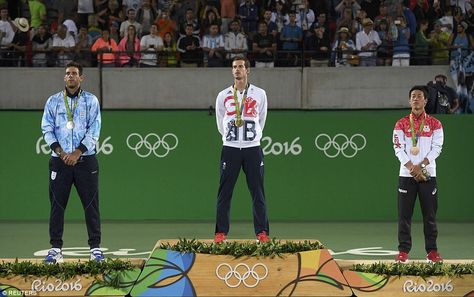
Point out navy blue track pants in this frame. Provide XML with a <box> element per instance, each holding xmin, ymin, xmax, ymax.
<box><xmin>48</xmin><ymin>155</ymin><xmax>101</xmax><ymax>249</ymax></box>
<box><xmin>215</xmin><ymin>146</ymin><xmax>269</xmax><ymax>235</ymax></box>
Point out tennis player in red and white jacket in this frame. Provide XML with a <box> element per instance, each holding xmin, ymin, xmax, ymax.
<box><xmin>213</xmin><ymin>56</ymin><xmax>270</xmax><ymax>244</ymax></box>
<box><xmin>392</xmin><ymin>85</ymin><xmax>444</xmax><ymax>264</ymax></box>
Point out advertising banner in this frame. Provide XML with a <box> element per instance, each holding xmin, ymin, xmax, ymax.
<box><xmin>0</xmin><ymin>111</ymin><xmax>472</xmax><ymax>221</ymax></box>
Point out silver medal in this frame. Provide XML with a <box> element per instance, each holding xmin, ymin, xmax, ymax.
<box><xmin>66</xmin><ymin>121</ymin><xmax>74</xmax><ymax>130</ymax></box>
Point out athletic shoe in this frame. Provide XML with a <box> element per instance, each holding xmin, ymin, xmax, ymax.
<box><xmin>395</xmin><ymin>251</ymin><xmax>409</xmax><ymax>264</ymax></box>
<box><xmin>256</xmin><ymin>231</ymin><xmax>270</xmax><ymax>243</ymax></box>
<box><xmin>90</xmin><ymin>248</ymin><xmax>105</xmax><ymax>262</ymax></box>
<box><xmin>214</xmin><ymin>232</ymin><xmax>227</xmax><ymax>243</ymax></box>
<box><xmin>44</xmin><ymin>248</ymin><xmax>64</xmax><ymax>264</ymax></box>
<box><xmin>426</xmin><ymin>251</ymin><xmax>443</xmax><ymax>263</ymax></box>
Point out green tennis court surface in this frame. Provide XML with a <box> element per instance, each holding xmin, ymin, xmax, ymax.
<box><xmin>1</xmin><ymin>221</ymin><xmax>472</xmax><ymax>261</ymax></box>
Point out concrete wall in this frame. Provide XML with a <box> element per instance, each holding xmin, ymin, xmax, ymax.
<box><xmin>0</xmin><ymin>66</ymin><xmax>451</xmax><ymax>109</ymax></box>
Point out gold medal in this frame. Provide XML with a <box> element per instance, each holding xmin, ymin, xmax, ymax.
<box><xmin>235</xmin><ymin>118</ymin><xmax>243</xmax><ymax>127</ymax></box>
<box><xmin>66</xmin><ymin>121</ymin><xmax>74</xmax><ymax>130</ymax></box>
<box><xmin>410</xmin><ymin>146</ymin><xmax>419</xmax><ymax>155</ymax></box>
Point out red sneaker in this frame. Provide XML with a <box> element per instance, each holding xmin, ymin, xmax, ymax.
<box><xmin>395</xmin><ymin>251</ymin><xmax>409</xmax><ymax>264</ymax></box>
<box><xmin>256</xmin><ymin>231</ymin><xmax>270</xmax><ymax>243</ymax></box>
<box><xmin>426</xmin><ymin>251</ymin><xmax>443</xmax><ymax>263</ymax></box>
<box><xmin>214</xmin><ymin>232</ymin><xmax>227</xmax><ymax>243</ymax></box>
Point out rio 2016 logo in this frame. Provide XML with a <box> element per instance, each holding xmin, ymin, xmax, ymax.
<box><xmin>36</xmin><ymin>136</ymin><xmax>113</xmax><ymax>155</ymax></box>
<box><xmin>261</xmin><ymin>136</ymin><xmax>302</xmax><ymax>156</ymax></box>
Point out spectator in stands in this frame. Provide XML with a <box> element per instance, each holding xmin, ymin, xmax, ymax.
<box><xmin>331</xmin><ymin>26</ymin><xmax>356</xmax><ymax>67</ymax></box>
<box><xmin>448</xmin><ymin>21</ymin><xmax>473</xmax><ymax>64</ymax></box>
<box><xmin>392</xmin><ymin>16</ymin><xmax>411</xmax><ymax>66</ymax></box>
<box><xmin>337</xmin><ymin>6</ymin><xmax>357</xmax><ymax>36</ymax></box>
<box><xmin>120</xmin><ymin>9</ymin><xmax>143</xmax><ymax>38</ymax></box>
<box><xmin>353</xmin><ymin>8</ymin><xmax>367</xmax><ymax>33</ymax></box>
<box><xmin>0</xmin><ymin>6</ymin><xmax>16</xmax><ymax>67</ymax></box>
<box><xmin>77</xmin><ymin>0</ymin><xmax>95</xmax><ymax>28</ymax></box>
<box><xmin>202</xmin><ymin>23</ymin><xmax>225</xmax><ymax>67</ymax></box>
<box><xmin>376</xmin><ymin>18</ymin><xmax>392</xmax><ymax>66</ymax></box>
<box><xmin>161</xmin><ymin>31</ymin><xmax>177</xmax><ymax>66</ymax></box>
<box><xmin>109</xmin><ymin>21</ymin><xmax>120</xmax><ymax>43</ymax></box>
<box><xmin>32</xmin><ymin>24</ymin><xmax>52</xmax><ymax>67</ymax></box>
<box><xmin>155</xmin><ymin>10</ymin><xmax>177</xmax><ymax>39</ymax></box>
<box><xmin>238</xmin><ymin>0</ymin><xmax>259</xmax><ymax>35</ymax></box>
<box><xmin>280</xmin><ymin>11</ymin><xmax>303</xmax><ymax>66</ymax></box>
<box><xmin>312</xmin><ymin>12</ymin><xmax>334</xmax><ymax>44</ymax></box>
<box><xmin>396</xmin><ymin>2</ymin><xmax>416</xmax><ymax>41</ymax></box>
<box><xmin>430</xmin><ymin>20</ymin><xmax>450</xmax><ymax>64</ymax></box>
<box><xmin>374</xmin><ymin>3</ymin><xmax>389</xmax><ymax>27</ymax></box>
<box><xmin>296</xmin><ymin>0</ymin><xmax>315</xmax><ymax>31</ymax></box>
<box><xmin>360</xmin><ymin>0</ymin><xmax>380</xmax><ymax>21</ymax></box>
<box><xmin>122</xmin><ymin>0</ymin><xmax>144</xmax><ymax>12</ymax></box>
<box><xmin>356</xmin><ymin>18</ymin><xmax>381</xmax><ymax>66</ymax></box>
<box><xmin>262</xmin><ymin>9</ymin><xmax>278</xmax><ymax>36</ymax></box>
<box><xmin>272</xmin><ymin>1</ymin><xmax>289</xmax><ymax>33</ymax></box>
<box><xmin>140</xmin><ymin>23</ymin><xmax>163</xmax><ymax>67</ymax></box>
<box><xmin>118</xmin><ymin>24</ymin><xmax>141</xmax><ymax>66</ymax></box>
<box><xmin>9</xmin><ymin>17</ymin><xmax>31</xmax><ymax>67</ymax></box>
<box><xmin>426</xmin><ymin>74</ymin><xmax>460</xmax><ymax>114</ymax></box>
<box><xmin>225</xmin><ymin>19</ymin><xmax>248</xmax><ymax>63</ymax></box>
<box><xmin>53</xmin><ymin>1</ymin><xmax>77</xmax><ymax>23</ymax></box>
<box><xmin>87</xmin><ymin>14</ymin><xmax>102</xmax><ymax>42</ymax></box>
<box><xmin>220</xmin><ymin>0</ymin><xmax>236</xmax><ymax>34</ymax></box>
<box><xmin>28</xmin><ymin>0</ymin><xmax>47</xmax><ymax>36</ymax></box>
<box><xmin>63</xmin><ymin>18</ymin><xmax>78</xmax><ymax>38</ymax></box>
<box><xmin>426</xmin><ymin>0</ymin><xmax>444</xmax><ymax>30</ymax></box>
<box><xmin>53</xmin><ymin>24</ymin><xmax>75</xmax><ymax>67</ymax></box>
<box><xmin>253</xmin><ymin>21</ymin><xmax>276</xmax><ymax>67</ymax></box>
<box><xmin>97</xmin><ymin>0</ymin><xmax>123</xmax><ymax>31</ymax></box>
<box><xmin>412</xmin><ymin>0</ymin><xmax>429</xmax><ymax>23</ymax></box>
<box><xmin>201</xmin><ymin>6</ymin><xmax>222</xmax><ymax>35</ymax></box>
<box><xmin>335</xmin><ymin>0</ymin><xmax>361</xmax><ymax>21</ymax></box>
<box><xmin>136</xmin><ymin>0</ymin><xmax>159</xmax><ymax>36</ymax></box>
<box><xmin>177</xmin><ymin>23</ymin><xmax>202</xmax><ymax>66</ymax></box>
<box><xmin>305</xmin><ymin>23</ymin><xmax>330</xmax><ymax>67</ymax></box>
<box><xmin>413</xmin><ymin>19</ymin><xmax>431</xmax><ymax>65</ymax></box>
<box><xmin>179</xmin><ymin>8</ymin><xmax>200</xmax><ymax>37</ymax></box>
<box><xmin>75</xmin><ymin>26</ymin><xmax>93</xmax><ymax>67</ymax></box>
<box><xmin>91</xmin><ymin>28</ymin><xmax>119</xmax><ymax>67</ymax></box>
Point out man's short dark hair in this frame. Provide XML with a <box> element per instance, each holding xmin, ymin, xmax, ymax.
<box><xmin>232</xmin><ymin>55</ymin><xmax>250</xmax><ymax>69</ymax></box>
<box><xmin>66</xmin><ymin>61</ymin><xmax>83</xmax><ymax>76</ymax></box>
<box><xmin>409</xmin><ymin>86</ymin><xmax>428</xmax><ymax>99</ymax></box>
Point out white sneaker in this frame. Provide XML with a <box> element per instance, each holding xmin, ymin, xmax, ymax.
<box><xmin>90</xmin><ymin>248</ymin><xmax>105</xmax><ymax>262</ymax></box>
<box><xmin>44</xmin><ymin>248</ymin><xmax>64</xmax><ymax>264</ymax></box>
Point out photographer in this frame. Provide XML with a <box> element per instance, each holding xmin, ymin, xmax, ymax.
<box><xmin>335</xmin><ymin>0</ymin><xmax>361</xmax><ymax>21</ymax></box>
<box><xmin>426</xmin><ymin>74</ymin><xmax>460</xmax><ymax>114</ymax></box>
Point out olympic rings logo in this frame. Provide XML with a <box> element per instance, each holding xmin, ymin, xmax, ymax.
<box><xmin>314</xmin><ymin>133</ymin><xmax>367</xmax><ymax>158</ymax></box>
<box><xmin>215</xmin><ymin>263</ymin><xmax>268</xmax><ymax>288</ymax></box>
<box><xmin>126</xmin><ymin>133</ymin><xmax>178</xmax><ymax>158</ymax></box>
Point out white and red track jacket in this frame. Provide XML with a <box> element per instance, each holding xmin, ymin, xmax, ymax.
<box><xmin>215</xmin><ymin>83</ymin><xmax>268</xmax><ymax>149</ymax></box>
<box><xmin>393</xmin><ymin>111</ymin><xmax>444</xmax><ymax>177</ymax></box>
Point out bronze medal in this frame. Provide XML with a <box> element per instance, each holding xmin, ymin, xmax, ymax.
<box><xmin>410</xmin><ymin>146</ymin><xmax>419</xmax><ymax>156</ymax></box>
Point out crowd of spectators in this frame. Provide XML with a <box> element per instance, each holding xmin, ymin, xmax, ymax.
<box><xmin>0</xmin><ymin>0</ymin><xmax>473</xmax><ymax>67</ymax></box>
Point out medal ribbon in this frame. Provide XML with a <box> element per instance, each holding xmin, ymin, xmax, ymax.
<box><xmin>63</xmin><ymin>90</ymin><xmax>80</xmax><ymax>123</ymax></box>
<box><xmin>233</xmin><ymin>84</ymin><xmax>248</xmax><ymax>125</ymax></box>
<box><xmin>409</xmin><ymin>113</ymin><xmax>425</xmax><ymax>148</ymax></box>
